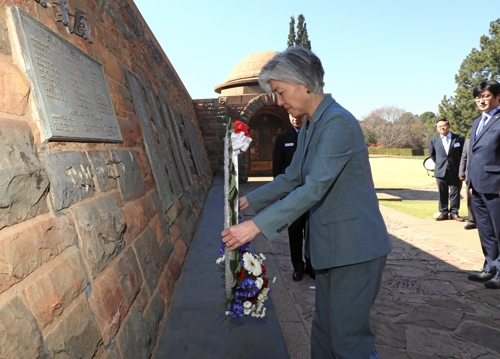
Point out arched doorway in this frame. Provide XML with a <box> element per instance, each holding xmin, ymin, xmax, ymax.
<box><xmin>247</xmin><ymin>109</ymin><xmax>289</xmax><ymax>176</ymax></box>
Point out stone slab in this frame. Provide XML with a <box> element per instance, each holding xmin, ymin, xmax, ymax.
<box><xmin>9</xmin><ymin>7</ymin><xmax>122</xmax><ymax>142</ymax></box>
<box><xmin>152</xmin><ymin>177</ymin><xmax>288</xmax><ymax>359</ymax></box>
<box><xmin>159</xmin><ymin>98</ymin><xmax>191</xmax><ymax>190</ymax></box>
<box><xmin>144</xmin><ymin>87</ymin><xmax>182</xmax><ymax>199</ymax></box>
<box><xmin>126</xmin><ymin>70</ymin><xmax>174</xmax><ymax>211</ymax></box>
<box><xmin>40</xmin><ymin>151</ymin><xmax>95</xmax><ymax>211</ymax></box>
<box><xmin>0</xmin><ymin>119</ymin><xmax>49</xmax><ymax>229</ymax></box>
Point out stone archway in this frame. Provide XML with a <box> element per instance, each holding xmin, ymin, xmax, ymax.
<box><xmin>237</xmin><ymin>94</ymin><xmax>290</xmax><ymax>178</ymax></box>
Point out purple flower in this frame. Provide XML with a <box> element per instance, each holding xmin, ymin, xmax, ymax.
<box><xmin>219</xmin><ymin>243</ymin><xmax>225</xmax><ymax>256</ymax></box>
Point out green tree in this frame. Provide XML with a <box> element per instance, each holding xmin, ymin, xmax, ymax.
<box><xmin>419</xmin><ymin>111</ymin><xmax>438</xmax><ymax>145</ymax></box>
<box><xmin>287</xmin><ymin>16</ymin><xmax>295</xmax><ymax>48</ymax></box>
<box><xmin>300</xmin><ymin>23</ymin><xmax>311</xmax><ymax>49</ymax></box>
<box><xmin>439</xmin><ymin>19</ymin><xmax>500</xmax><ymax>137</ymax></box>
<box><xmin>287</xmin><ymin>14</ymin><xmax>312</xmax><ymax>50</ymax></box>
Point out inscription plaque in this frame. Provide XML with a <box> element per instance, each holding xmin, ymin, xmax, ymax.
<box><xmin>144</xmin><ymin>86</ymin><xmax>183</xmax><ymax>199</ymax></box>
<box><xmin>9</xmin><ymin>7</ymin><xmax>122</xmax><ymax>142</ymax></box>
<box><xmin>182</xmin><ymin>115</ymin><xmax>206</xmax><ymax>175</ymax></box>
<box><xmin>126</xmin><ymin>70</ymin><xmax>174</xmax><ymax>211</ymax></box>
<box><xmin>159</xmin><ymin>98</ymin><xmax>192</xmax><ymax>190</ymax></box>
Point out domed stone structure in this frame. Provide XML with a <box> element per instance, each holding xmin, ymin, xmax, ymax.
<box><xmin>214</xmin><ymin>51</ymin><xmax>278</xmax><ymax>96</ymax></box>
<box><xmin>194</xmin><ymin>51</ymin><xmax>290</xmax><ymax>179</ymax></box>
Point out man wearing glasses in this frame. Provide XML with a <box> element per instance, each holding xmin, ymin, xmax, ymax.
<box><xmin>467</xmin><ymin>79</ymin><xmax>500</xmax><ymax>289</ymax></box>
<box><xmin>428</xmin><ymin>118</ymin><xmax>465</xmax><ymax>221</ymax></box>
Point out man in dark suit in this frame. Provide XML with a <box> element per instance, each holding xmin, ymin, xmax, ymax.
<box><xmin>467</xmin><ymin>79</ymin><xmax>500</xmax><ymax>289</ymax></box>
<box><xmin>458</xmin><ymin>139</ymin><xmax>477</xmax><ymax>230</ymax></box>
<box><xmin>429</xmin><ymin>119</ymin><xmax>465</xmax><ymax>221</ymax></box>
<box><xmin>273</xmin><ymin>114</ymin><xmax>314</xmax><ymax>281</ymax></box>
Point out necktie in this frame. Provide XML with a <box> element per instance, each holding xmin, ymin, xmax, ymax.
<box><xmin>476</xmin><ymin>115</ymin><xmax>487</xmax><ymax>139</ymax></box>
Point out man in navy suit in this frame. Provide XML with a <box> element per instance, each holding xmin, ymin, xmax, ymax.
<box><xmin>273</xmin><ymin>114</ymin><xmax>314</xmax><ymax>281</ymax></box>
<box><xmin>428</xmin><ymin>119</ymin><xmax>465</xmax><ymax>221</ymax></box>
<box><xmin>467</xmin><ymin>79</ymin><xmax>500</xmax><ymax>289</ymax></box>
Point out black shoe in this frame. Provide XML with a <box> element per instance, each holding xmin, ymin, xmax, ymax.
<box><xmin>464</xmin><ymin>222</ymin><xmax>477</xmax><ymax>230</ymax></box>
<box><xmin>485</xmin><ymin>276</ymin><xmax>500</xmax><ymax>289</ymax></box>
<box><xmin>468</xmin><ymin>271</ymin><xmax>495</xmax><ymax>282</ymax></box>
<box><xmin>292</xmin><ymin>271</ymin><xmax>304</xmax><ymax>281</ymax></box>
<box><xmin>436</xmin><ymin>214</ymin><xmax>448</xmax><ymax>221</ymax></box>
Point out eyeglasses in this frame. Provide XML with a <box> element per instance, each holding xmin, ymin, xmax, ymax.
<box><xmin>475</xmin><ymin>94</ymin><xmax>492</xmax><ymax>102</ymax></box>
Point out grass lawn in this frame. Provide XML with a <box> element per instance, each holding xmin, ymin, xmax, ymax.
<box><xmin>380</xmin><ymin>199</ymin><xmax>468</xmax><ymax>220</ymax></box>
<box><xmin>369</xmin><ymin>156</ymin><xmax>436</xmax><ymax>189</ymax></box>
<box><xmin>369</xmin><ymin>155</ymin><xmax>468</xmax><ymax>220</ymax></box>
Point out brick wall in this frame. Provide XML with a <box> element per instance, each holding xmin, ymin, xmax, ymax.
<box><xmin>0</xmin><ymin>1</ymin><xmax>212</xmax><ymax>358</ymax></box>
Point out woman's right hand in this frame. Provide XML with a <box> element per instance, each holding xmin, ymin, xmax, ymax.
<box><xmin>239</xmin><ymin>196</ymin><xmax>250</xmax><ymax>210</ymax></box>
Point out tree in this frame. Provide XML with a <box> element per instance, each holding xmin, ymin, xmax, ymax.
<box><xmin>287</xmin><ymin>14</ymin><xmax>311</xmax><ymax>50</ymax></box>
<box><xmin>439</xmin><ymin>19</ymin><xmax>500</xmax><ymax>137</ymax></box>
<box><xmin>287</xmin><ymin>16</ymin><xmax>295</xmax><ymax>48</ymax></box>
<box><xmin>360</xmin><ymin>106</ymin><xmax>426</xmax><ymax>148</ymax></box>
<box><xmin>419</xmin><ymin>111</ymin><xmax>438</xmax><ymax>145</ymax></box>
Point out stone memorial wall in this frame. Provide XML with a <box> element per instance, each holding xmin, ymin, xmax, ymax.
<box><xmin>0</xmin><ymin>1</ymin><xmax>212</xmax><ymax>358</ymax></box>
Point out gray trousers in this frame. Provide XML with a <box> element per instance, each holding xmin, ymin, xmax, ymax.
<box><xmin>311</xmin><ymin>255</ymin><xmax>387</xmax><ymax>359</ymax></box>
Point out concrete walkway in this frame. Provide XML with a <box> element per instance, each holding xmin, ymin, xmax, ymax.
<box><xmin>153</xmin><ymin>178</ymin><xmax>500</xmax><ymax>359</ymax></box>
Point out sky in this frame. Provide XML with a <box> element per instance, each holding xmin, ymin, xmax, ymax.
<box><xmin>134</xmin><ymin>0</ymin><xmax>497</xmax><ymax>120</ymax></box>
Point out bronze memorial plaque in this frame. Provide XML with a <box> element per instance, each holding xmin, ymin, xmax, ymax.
<box><xmin>9</xmin><ymin>7</ymin><xmax>122</xmax><ymax>142</ymax></box>
<box><xmin>126</xmin><ymin>70</ymin><xmax>175</xmax><ymax>211</ymax></box>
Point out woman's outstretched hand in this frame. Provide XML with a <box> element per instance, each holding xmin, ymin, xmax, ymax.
<box><xmin>221</xmin><ymin>220</ymin><xmax>261</xmax><ymax>251</ymax></box>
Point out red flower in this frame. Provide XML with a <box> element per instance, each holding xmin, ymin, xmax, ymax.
<box><xmin>261</xmin><ymin>265</ymin><xmax>266</xmax><ymax>275</ymax></box>
<box><xmin>237</xmin><ymin>268</ymin><xmax>246</xmax><ymax>281</ymax></box>
<box><xmin>263</xmin><ymin>278</ymin><xmax>269</xmax><ymax>288</ymax></box>
<box><xmin>234</xmin><ymin>120</ymin><xmax>251</xmax><ymax>137</ymax></box>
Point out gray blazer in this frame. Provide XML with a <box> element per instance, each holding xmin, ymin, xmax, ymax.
<box><xmin>458</xmin><ymin>139</ymin><xmax>470</xmax><ymax>179</ymax></box>
<box><xmin>246</xmin><ymin>95</ymin><xmax>392</xmax><ymax>270</ymax></box>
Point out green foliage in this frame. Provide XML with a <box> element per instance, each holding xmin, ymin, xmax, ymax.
<box><xmin>439</xmin><ymin>19</ymin><xmax>500</xmax><ymax>137</ymax></box>
<box><xmin>420</xmin><ymin>111</ymin><xmax>437</xmax><ymax>126</ymax></box>
<box><xmin>288</xmin><ymin>14</ymin><xmax>311</xmax><ymax>50</ymax></box>
<box><xmin>363</xmin><ymin>128</ymin><xmax>377</xmax><ymax>145</ymax></box>
<box><xmin>419</xmin><ymin>111</ymin><xmax>438</xmax><ymax>145</ymax></box>
<box><xmin>287</xmin><ymin>16</ymin><xmax>295</xmax><ymax>48</ymax></box>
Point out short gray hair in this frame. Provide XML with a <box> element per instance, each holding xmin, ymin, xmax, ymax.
<box><xmin>258</xmin><ymin>47</ymin><xmax>325</xmax><ymax>94</ymax></box>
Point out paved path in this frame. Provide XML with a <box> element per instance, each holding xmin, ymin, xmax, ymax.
<box><xmin>240</xmin><ymin>182</ymin><xmax>500</xmax><ymax>359</ymax></box>
<box><xmin>154</xmin><ymin>179</ymin><xmax>500</xmax><ymax>358</ymax></box>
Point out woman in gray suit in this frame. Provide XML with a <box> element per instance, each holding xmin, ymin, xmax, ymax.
<box><xmin>222</xmin><ymin>47</ymin><xmax>392</xmax><ymax>359</ymax></box>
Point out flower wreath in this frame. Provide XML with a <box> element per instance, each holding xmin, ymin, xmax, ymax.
<box><xmin>217</xmin><ymin>119</ymin><xmax>275</xmax><ymax>320</ymax></box>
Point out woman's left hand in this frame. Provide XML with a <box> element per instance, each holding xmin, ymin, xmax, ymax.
<box><xmin>221</xmin><ymin>220</ymin><xmax>261</xmax><ymax>251</ymax></box>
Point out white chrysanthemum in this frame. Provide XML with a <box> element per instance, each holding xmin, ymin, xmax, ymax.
<box><xmin>243</xmin><ymin>301</ymin><xmax>252</xmax><ymax>309</ymax></box>
<box><xmin>259</xmin><ymin>307</ymin><xmax>267</xmax><ymax>318</ymax></box>
<box><xmin>243</xmin><ymin>301</ymin><xmax>254</xmax><ymax>315</ymax></box>
<box><xmin>259</xmin><ymin>253</ymin><xmax>266</xmax><ymax>261</ymax></box>
<box><xmin>255</xmin><ymin>277</ymin><xmax>264</xmax><ymax>289</ymax></box>
<box><xmin>242</xmin><ymin>252</ymin><xmax>262</xmax><ymax>276</ymax></box>
<box><xmin>257</xmin><ymin>293</ymin><xmax>263</xmax><ymax>301</ymax></box>
<box><xmin>216</xmin><ymin>256</ymin><xmax>225</xmax><ymax>264</ymax></box>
